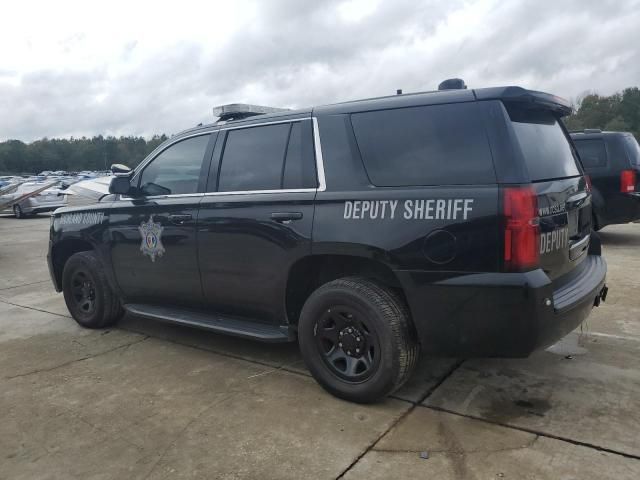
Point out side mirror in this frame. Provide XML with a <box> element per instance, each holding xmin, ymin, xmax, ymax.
<box><xmin>110</xmin><ymin>163</ymin><xmax>132</xmax><ymax>176</ymax></box>
<box><xmin>109</xmin><ymin>176</ymin><xmax>133</xmax><ymax>195</ymax></box>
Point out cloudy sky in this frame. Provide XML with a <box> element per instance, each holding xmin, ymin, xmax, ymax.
<box><xmin>1</xmin><ymin>0</ymin><xmax>639</xmax><ymax>141</ymax></box>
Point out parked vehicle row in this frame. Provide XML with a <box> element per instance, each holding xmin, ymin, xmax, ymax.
<box><xmin>0</xmin><ymin>172</ymin><xmax>111</xmax><ymax>217</ymax></box>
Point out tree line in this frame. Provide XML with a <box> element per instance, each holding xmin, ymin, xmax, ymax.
<box><xmin>0</xmin><ymin>135</ymin><xmax>168</xmax><ymax>175</ymax></box>
<box><xmin>564</xmin><ymin>87</ymin><xmax>640</xmax><ymax>140</ymax></box>
<box><xmin>1</xmin><ymin>87</ymin><xmax>638</xmax><ymax>175</ymax></box>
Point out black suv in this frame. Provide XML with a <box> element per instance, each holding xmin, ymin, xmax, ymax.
<box><xmin>47</xmin><ymin>84</ymin><xmax>608</xmax><ymax>403</ymax></box>
<box><xmin>570</xmin><ymin>130</ymin><xmax>640</xmax><ymax>230</ymax></box>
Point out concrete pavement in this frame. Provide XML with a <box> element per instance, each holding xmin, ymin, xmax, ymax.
<box><xmin>1</xmin><ymin>215</ymin><xmax>639</xmax><ymax>479</ymax></box>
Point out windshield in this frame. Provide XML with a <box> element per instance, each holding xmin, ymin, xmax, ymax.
<box><xmin>507</xmin><ymin>105</ymin><xmax>581</xmax><ymax>181</ymax></box>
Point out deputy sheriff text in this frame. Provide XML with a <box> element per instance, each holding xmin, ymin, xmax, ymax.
<box><xmin>343</xmin><ymin>199</ymin><xmax>474</xmax><ymax>221</ymax></box>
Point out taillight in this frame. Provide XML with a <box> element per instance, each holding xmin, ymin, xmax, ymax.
<box><xmin>584</xmin><ymin>175</ymin><xmax>592</xmax><ymax>193</ymax></box>
<box><xmin>504</xmin><ymin>186</ymin><xmax>540</xmax><ymax>272</ymax></box>
<box><xmin>621</xmin><ymin>169</ymin><xmax>637</xmax><ymax>193</ymax></box>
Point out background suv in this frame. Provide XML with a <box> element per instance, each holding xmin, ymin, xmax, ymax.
<box><xmin>570</xmin><ymin>129</ymin><xmax>640</xmax><ymax>230</ymax></box>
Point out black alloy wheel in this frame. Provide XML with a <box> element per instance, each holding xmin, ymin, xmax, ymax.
<box><xmin>62</xmin><ymin>251</ymin><xmax>123</xmax><ymax>328</ymax></box>
<box><xmin>298</xmin><ymin>277</ymin><xmax>419</xmax><ymax>403</ymax></box>
<box><xmin>69</xmin><ymin>269</ymin><xmax>97</xmax><ymax>315</ymax></box>
<box><xmin>315</xmin><ymin>305</ymin><xmax>380</xmax><ymax>382</ymax></box>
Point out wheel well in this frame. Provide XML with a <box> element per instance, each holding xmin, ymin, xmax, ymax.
<box><xmin>52</xmin><ymin>239</ymin><xmax>94</xmax><ymax>288</ymax></box>
<box><xmin>285</xmin><ymin>255</ymin><xmax>405</xmax><ymax>325</ymax></box>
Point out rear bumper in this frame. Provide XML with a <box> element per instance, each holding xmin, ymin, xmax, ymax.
<box><xmin>599</xmin><ymin>192</ymin><xmax>640</xmax><ymax>227</ymax></box>
<box><xmin>396</xmin><ymin>254</ymin><xmax>607</xmax><ymax>357</ymax></box>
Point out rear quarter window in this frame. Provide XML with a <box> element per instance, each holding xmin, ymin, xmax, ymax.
<box><xmin>507</xmin><ymin>106</ymin><xmax>581</xmax><ymax>181</ymax></box>
<box><xmin>573</xmin><ymin>139</ymin><xmax>607</xmax><ymax>169</ymax></box>
<box><xmin>622</xmin><ymin>135</ymin><xmax>640</xmax><ymax>167</ymax></box>
<box><xmin>350</xmin><ymin>102</ymin><xmax>496</xmax><ymax>187</ymax></box>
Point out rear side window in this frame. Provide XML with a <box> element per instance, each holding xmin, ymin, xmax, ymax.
<box><xmin>507</xmin><ymin>106</ymin><xmax>581</xmax><ymax>181</ymax></box>
<box><xmin>573</xmin><ymin>139</ymin><xmax>607</xmax><ymax>169</ymax></box>
<box><xmin>218</xmin><ymin>124</ymin><xmax>290</xmax><ymax>191</ymax></box>
<box><xmin>623</xmin><ymin>135</ymin><xmax>640</xmax><ymax>167</ymax></box>
<box><xmin>351</xmin><ymin>103</ymin><xmax>495</xmax><ymax>186</ymax></box>
<box><xmin>283</xmin><ymin>122</ymin><xmax>317</xmax><ymax>189</ymax></box>
<box><xmin>217</xmin><ymin>122</ymin><xmax>316</xmax><ymax>192</ymax></box>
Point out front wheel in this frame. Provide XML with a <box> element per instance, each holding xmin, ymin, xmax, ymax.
<box><xmin>13</xmin><ymin>204</ymin><xmax>24</xmax><ymax>219</ymax></box>
<box><xmin>62</xmin><ymin>251</ymin><xmax>123</xmax><ymax>328</ymax></box>
<box><xmin>298</xmin><ymin>277</ymin><xmax>419</xmax><ymax>403</ymax></box>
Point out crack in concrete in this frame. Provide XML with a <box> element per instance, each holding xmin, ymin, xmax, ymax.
<box><xmin>119</xmin><ymin>325</ymin><xmax>311</xmax><ymax>380</ymax></box>
<box><xmin>335</xmin><ymin>360</ymin><xmax>465</xmax><ymax>479</ymax></box>
<box><xmin>0</xmin><ymin>280</ymin><xmax>50</xmax><ymax>291</ymax></box>
<box><xmin>4</xmin><ymin>336</ymin><xmax>149</xmax><ymax>380</ymax></box>
<box><xmin>141</xmin><ymin>392</ymin><xmax>239</xmax><ymax>480</ymax></box>
<box><xmin>423</xmin><ymin>404</ymin><xmax>640</xmax><ymax>461</ymax></box>
<box><xmin>75</xmin><ymin>412</ymin><xmax>145</xmax><ymax>451</ymax></box>
<box><xmin>372</xmin><ymin>435</ymin><xmax>540</xmax><ymax>456</ymax></box>
<box><xmin>0</xmin><ymin>298</ymin><xmax>71</xmax><ymax>318</ymax></box>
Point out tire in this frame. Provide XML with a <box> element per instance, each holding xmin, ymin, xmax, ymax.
<box><xmin>298</xmin><ymin>277</ymin><xmax>419</xmax><ymax>403</ymax></box>
<box><xmin>62</xmin><ymin>251</ymin><xmax>123</xmax><ymax>329</ymax></box>
<box><xmin>13</xmin><ymin>204</ymin><xmax>24</xmax><ymax>219</ymax></box>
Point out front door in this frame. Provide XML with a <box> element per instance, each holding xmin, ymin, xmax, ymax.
<box><xmin>109</xmin><ymin>133</ymin><xmax>214</xmax><ymax>305</ymax></box>
<box><xmin>198</xmin><ymin>119</ymin><xmax>318</xmax><ymax>323</ymax></box>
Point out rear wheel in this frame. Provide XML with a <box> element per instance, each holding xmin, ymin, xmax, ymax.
<box><xmin>298</xmin><ymin>277</ymin><xmax>419</xmax><ymax>403</ymax></box>
<box><xmin>13</xmin><ymin>204</ymin><xmax>24</xmax><ymax>219</ymax></box>
<box><xmin>62</xmin><ymin>251</ymin><xmax>123</xmax><ymax>328</ymax></box>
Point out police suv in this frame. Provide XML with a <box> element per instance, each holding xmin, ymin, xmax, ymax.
<box><xmin>48</xmin><ymin>81</ymin><xmax>608</xmax><ymax>403</ymax></box>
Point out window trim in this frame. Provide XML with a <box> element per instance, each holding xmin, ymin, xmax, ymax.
<box><xmin>206</xmin><ymin>117</ymin><xmax>326</xmax><ymax>196</ymax></box>
<box><xmin>121</xmin><ymin>117</ymin><xmax>327</xmax><ymax>200</ymax></box>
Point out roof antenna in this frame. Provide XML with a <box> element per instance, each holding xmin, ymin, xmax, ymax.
<box><xmin>438</xmin><ymin>78</ymin><xmax>467</xmax><ymax>90</ymax></box>
<box><xmin>396</xmin><ymin>89</ymin><xmax>403</xmax><ymax>95</ymax></box>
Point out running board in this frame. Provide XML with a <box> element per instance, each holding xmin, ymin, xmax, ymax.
<box><xmin>123</xmin><ymin>304</ymin><xmax>294</xmax><ymax>343</ymax></box>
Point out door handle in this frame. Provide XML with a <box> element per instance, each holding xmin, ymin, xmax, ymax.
<box><xmin>271</xmin><ymin>212</ymin><xmax>303</xmax><ymax>223</ymax></box>
<box><xmin>168</xmin><ymin>214</ymin><xmax>192</xmax><ymax>225</ymax></box>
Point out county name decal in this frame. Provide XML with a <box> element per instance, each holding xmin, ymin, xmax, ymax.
<box><xmin>343</xmin><ymin>199</ymin><xmax>474</xmax><ymax>221</ymax></box>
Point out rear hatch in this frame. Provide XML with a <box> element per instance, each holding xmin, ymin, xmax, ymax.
<box><xmin>506</xmin><ymin>105</ymin><xmax>591</xmax><ymax>283</ymax></box>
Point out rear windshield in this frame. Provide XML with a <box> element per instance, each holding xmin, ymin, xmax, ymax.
<box><xmin>507</xmin><ymin>105</ymin><xmax>581</xmax><ymax>181</ymax></box>
<box><xmin>623</xmin><ymin>135</ymin><xmax>640</xmax><ymax>167</ymax></box>
<box><xmin>350</xmin><ymin>103</ymin><xmax>495</xmax><ymax>186</ymax></box>
<box><xmin>573</xmin><ymin>139</ymin><xmax>607</xmax><ymax>169</ymax></box>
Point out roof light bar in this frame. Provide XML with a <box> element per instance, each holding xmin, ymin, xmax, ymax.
<box><xmin>212</xmin><ymin>103</ymin><xmax>290</xmax><ymax>122</ymax></box>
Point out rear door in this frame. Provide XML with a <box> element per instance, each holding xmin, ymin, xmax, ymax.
<box><xmin>197</xmin><ymin>119</ymin><xmax>317</xmax><ymax>324</ymax></box>
<box><xmin>506</xmin><ymin>105</ymin><xmax>590</xmax><ymax>282</ymax></box>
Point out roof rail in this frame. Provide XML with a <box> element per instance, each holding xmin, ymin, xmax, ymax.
<box><xmin>570</xmin><ymin>128</ymin><xmax>602</xmax><ymax>134</ymax></box>
<box><xmin>212</xmin><ymin>103</ymin><xmax>290</xmax><ymax>122</ymax></box>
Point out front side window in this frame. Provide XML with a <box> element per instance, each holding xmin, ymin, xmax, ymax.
<box><xmin>138</xmin><ymin>135</ymin><xmax>210</xmax><ymax>196</ymax></box>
